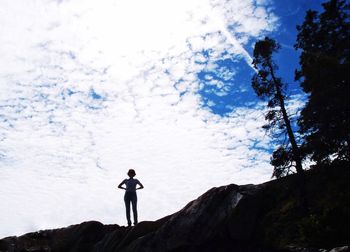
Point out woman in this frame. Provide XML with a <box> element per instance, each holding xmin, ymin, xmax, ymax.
<box><xmin>118</xmin><ymin>169</ymin><xmax>144</xmax><ymax>226</ymax></box>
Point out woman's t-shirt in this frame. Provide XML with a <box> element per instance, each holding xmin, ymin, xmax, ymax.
<box><xmin>123</xmin><ymin>178</ymin><xmax>140</xmax><ymax>192</ymax></box>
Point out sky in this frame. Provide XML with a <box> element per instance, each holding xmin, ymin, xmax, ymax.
<box><xmin>0</xmin><ymin>0</ymin><xmax>324</xmax><ymax>238</ymax></box>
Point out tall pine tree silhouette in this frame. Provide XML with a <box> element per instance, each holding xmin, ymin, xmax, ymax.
<box><xmin>252</xmin><ymin>37</ymin><xmax>303</xmax><ymax>178</ymax></box>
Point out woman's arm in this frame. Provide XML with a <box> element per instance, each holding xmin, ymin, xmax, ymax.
<box><xmin>136</xmin><ymin>181</ymin><xmax>144</xmax><ymax>190</ymax></box>
<box><xmin>118</xmin><ymin>180</ymin><xmax>126</xmax><ymax>190</ymax></box>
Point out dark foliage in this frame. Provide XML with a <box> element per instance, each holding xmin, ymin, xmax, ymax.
<box><xmin>252</xmin><ymin>38</ymin><xmax>304</xmax><ymax>178</ymax></box>
<box><xmin>270</xmin><ymin>146</ymin><xmax>294</xmax><ymax>178</ymax></box>
<box><xmin>259</xmin><ymin>161</ymin><xmax>350</xmax><ymax>249</ymax></box>
<box><xmin>295</xmin><ymin>0</ymin><xmax>350</xmax><ymax>165</ymax></box>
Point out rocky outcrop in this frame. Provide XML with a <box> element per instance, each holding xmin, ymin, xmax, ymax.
<box><xmin>1</xmin><ymin>164</ymin><xmax>349</xmax><ymax>252</ymax></box>
<box><xmin>117</xmin><ymin>184</ymin><xmax>266</xmax><ymax>252</ymax></box>
<box><xmin>0</xmin><ymin>221</ymin><xmax>119</xmax><ymax>252</ymax></box>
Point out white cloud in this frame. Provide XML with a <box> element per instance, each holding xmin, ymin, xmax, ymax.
<box><xmin>0</xmin><ymin>0</ymin><xmax>278</xmax><ymax>237</ymax></box>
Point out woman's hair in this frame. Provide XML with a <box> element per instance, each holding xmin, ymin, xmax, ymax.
<box><xmin>127</xmin><ymin>169</ymin><xmax>136</xmax><ymax>177</ymax></box>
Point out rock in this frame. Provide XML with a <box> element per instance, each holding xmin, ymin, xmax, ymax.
<box><xmin>329</xmin><ymin>246</ymin><xmax>350</xmax><ymax>252</ymax></box>
<box><xmin>284</xmin><ymin>245</ymin><xmax>328</xmax><ymax>252</ymax></box>
<box><xmin>283</xmin><ymin>246</ymin><xmax>350</xmax><ymax>252</ymax></box>
<box><xmin>94</xmin><ymin>216</ymin><xmax>171</xmax><ymax>252</ymax></box>
<box><xmin>0</xmin><ymin>221</ymin><xmax>119</xmax><ymax>252</ymax></box>
<box><xmin>120</xmin><ymin>184</ymin><xmax>270</xmax><ymax>252</ymax></box>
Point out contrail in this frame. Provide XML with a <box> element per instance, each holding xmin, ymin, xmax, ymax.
<box><xmin>205</xmin><ymin>0</ymin><xmax>256</xmax><ymax>71</ymax></box>
<box><xmin>219</xmin><ymin>25</ymin><xmax>255</xmax><ymax>68</ymax></box>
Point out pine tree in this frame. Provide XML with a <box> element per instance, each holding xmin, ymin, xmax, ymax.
<box><xmin>252</xmin><ymin>37</ymin><xmax>303</xmax><ymax>178</ymax></box>
<box><xmin>295</xmin><ymin>0</ymin><xmax>350</xmax><ymax>164</ymax></box>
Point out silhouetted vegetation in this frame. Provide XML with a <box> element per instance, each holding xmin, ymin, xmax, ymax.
<box><xmin>258</xmin><ymin>163</ymin><xmax>350</xmax><ymax>249</ymax></box>
<box><xmin>295</xmin><ymin>0</ymin><xmax>350</xmax><ymax>166</ymax></box>
<box><xmin>252</xmin><ymin>38</ymin><xmax>304</xmax><ymax>178</ymax></box>
<box><xmin>252</xmin><ymin>0</ymin><xmax>350</xmax><ymax>177</ymax></box>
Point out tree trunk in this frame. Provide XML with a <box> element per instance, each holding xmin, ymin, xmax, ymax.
<box><xmin>269</xmin><ymin>64</ymin><xmax>304</xmax><ymax>174</ymax></box>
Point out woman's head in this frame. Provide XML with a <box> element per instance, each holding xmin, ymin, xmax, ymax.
<box><xmin>127</xmin><ymin>169</ymin><xmax>136</xmax><ymax>178</ymax></box>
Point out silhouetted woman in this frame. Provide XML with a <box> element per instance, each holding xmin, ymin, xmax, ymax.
<box><xmin>118</xmin><ymin>169</ymin><xmax>144</xmax><ymax>226</ymax></box>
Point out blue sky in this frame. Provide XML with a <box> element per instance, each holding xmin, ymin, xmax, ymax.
<box><xmin>198</xmin><ymin>0</ymin><xmax>324</xmax><ymax>116</ymax></box>
<box><xmin>0</xmin><ymin>0</ymin><xmax>325</xmax><ymax>237</ymax></box>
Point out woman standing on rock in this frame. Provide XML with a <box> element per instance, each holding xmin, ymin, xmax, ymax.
<box><xmin>118</xmin><ymin>169</ymin><xmax>144</xmax><ymax>226</ymax></box>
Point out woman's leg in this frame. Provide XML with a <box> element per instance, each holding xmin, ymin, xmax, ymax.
<box><xmin>131</xmin><ymin>193</ymin><xmax>138</xmax><ymax>225</ymax></box>
<box><xmin>124</xmin><ymin>193</ymin><xmax>132</xmax><ymax>226</ymax></box>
